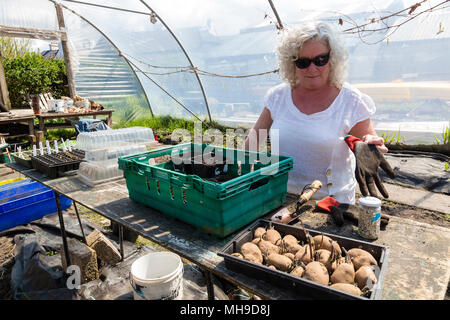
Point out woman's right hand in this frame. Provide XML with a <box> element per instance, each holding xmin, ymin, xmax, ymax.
<box><xmin>362</xmin><ymin>134</ymin><xmax>388</xmax><ymax>154</ymax></box>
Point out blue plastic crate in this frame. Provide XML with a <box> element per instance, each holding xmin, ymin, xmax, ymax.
<box><xmin>0</xmin><ymin>180</ymin><xmax>72</xmax><ymax>232</ymax></box>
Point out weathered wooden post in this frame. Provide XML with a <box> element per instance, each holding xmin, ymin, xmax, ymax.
<box><xmin>55</xmin><ymin>3</ymin><xmax>76</xmax><ymax>99</ymax></box>
<box><xmin>0</xmin><ymin>56</ymin><xmax>11</xmax><ymax>111</ymax></box>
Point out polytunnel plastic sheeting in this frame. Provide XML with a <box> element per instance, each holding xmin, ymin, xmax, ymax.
<box><xmin>1</xmin><ymin>0</ymin><xmax>449</xmax><ymax>142</ymax></box>
<box><xmin>273</xmin><ymin>0</ymin><xmax>450</xmax><ymax>142</ymax></box>
<box><xmin>149</xmin><ymin>0</ymin><xmax>282</xmax><ymax>126</ymax></box>
<box><xmin>61</xmin><ymin>0</ymin><xmax>210</xmax><ymax>121</ymax></box>
<box><xmin>0</xmin><ymin>0</ymin><xmax>58</xmax><ymax>31</ymax></box>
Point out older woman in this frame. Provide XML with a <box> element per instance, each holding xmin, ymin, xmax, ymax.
<box><xmin>245</xmin><ymin>22</ymin><xmax>387</xmax><ymax>204</ymax></box>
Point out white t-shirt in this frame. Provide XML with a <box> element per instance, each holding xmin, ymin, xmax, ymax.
<box><xmin>264</xmin><ymin>82</ymin><xmax>375</xmax><ymax>204</ymax></box>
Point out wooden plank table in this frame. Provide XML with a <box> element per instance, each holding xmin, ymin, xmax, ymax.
<box><xmin>35</xmin><ymin>110</ymin><xmax>114</xmax><ymax>132</ymax></box>
<box><xmin>5</xmin><ymin>162</ymin><xmax>450</xmax><ymax>300</ymax></box>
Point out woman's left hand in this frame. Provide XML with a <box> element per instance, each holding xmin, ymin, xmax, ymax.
<box><xmin>362</xmin><ymin>134</ymin><xmax>388</xmax><ymax>154</ymax></box>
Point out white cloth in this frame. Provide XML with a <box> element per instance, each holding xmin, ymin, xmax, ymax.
<box><xmin>264</xmin><ymin>82</ymin><xmax>375</xmax><ymax>204</ymax></box>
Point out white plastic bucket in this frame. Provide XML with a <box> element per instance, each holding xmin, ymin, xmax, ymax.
<box><xmin>130</xmin><ymin>252</ymin><xmax>184</xmax><ymax>300</ymax></box>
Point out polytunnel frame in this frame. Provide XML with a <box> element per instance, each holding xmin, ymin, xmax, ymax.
<box><xmin>1</xmin><ymin>0</ymin><xmax>285</xmax><ymax>124</ymax></box>
<box><xmin>60</xmin><ymin>0</ymin><xmax>214</xmax><ymax>123</ymax></box>
<box><xmin>59</xmin><ymin>0</ymin><xmax>285</xmax><ymax>125</ymax></box>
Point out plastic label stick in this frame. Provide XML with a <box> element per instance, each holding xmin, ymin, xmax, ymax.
<box><xmin>46</xmin><ymin>141</ymin><xmax>51</xmax><ymax>154</ymax></box>
<box><xmin>39</xmin><ymin>142</ymin><xmax>44</xmax><ymax>156</ymax></box>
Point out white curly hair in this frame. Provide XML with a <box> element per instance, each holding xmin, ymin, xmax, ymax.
<box><xmin>276</xmin><ymin>21</ymin><xmax>348</xmax><ymax>89</ymax></box>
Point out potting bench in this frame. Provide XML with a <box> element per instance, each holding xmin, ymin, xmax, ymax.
<box><xmin>5</xmin><ymin>161</ymin><xmax>450</xmax><ymax>300</ymax></box>
<box><xmin>0</xmin><ymin>111</ymin><xmax>35</xmax><ymax>141</ymax></box>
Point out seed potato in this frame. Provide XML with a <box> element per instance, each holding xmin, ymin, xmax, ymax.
<box><xmin>240</xmin><ymin>242</ymin><xmax>263</xmax><ymax>264</ymax></box>
<box><xmin>355</xmin><ymin>265</ymin><xmax>377</xmax><ymax>289</ymax></box>
<box><xmin>303</xmin><ymin>261</ymin><xmax>329</xmax><ymax>285</ymax></box>
<box><xmin>331</xmin><ymin>283</ymin><xmax>362</xmax><ymax>296</ymax></box>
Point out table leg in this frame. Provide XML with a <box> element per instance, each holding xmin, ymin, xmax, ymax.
<box><xmin>107</xmin><ymin>113</ymin><xmax>112</xmax><ymax>127</ymax></box>
<box><xmin>54</xmin><ymin>191</ymin><xmax>71</xmax><ymax>271</ymax></box>
<box><xmin>28</xmin><ymin>119</ymin><xmax>35</xmax><ymax>137</ymax></box>
<box><xmin>73</xmin><ymin>202</ymin><xmax>87</xmax><ymax>245</ymax></box>
<box><xmin>38</xmin><ymin>117</ymin><xmax>44</xmax><ymax>132</ymax></box>
<box><xmin>205</xmin><ymin>270</ymin><xmax>215</xmax><ymax>300</ymax></box>
<box><xmin>119</xmin><ymin>224</ymin><xmax>124</xmax><ymax>261</ymax></box>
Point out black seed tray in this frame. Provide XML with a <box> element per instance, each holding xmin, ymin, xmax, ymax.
<box><xmin>217</xmin><ymin>219</ymin><xmax>390</xmax><ymax>300</ymax></box>
<box><xmin>31</xmin><ymin>150</ymin><xmax>85</xmax><ymax>179</ymax></box>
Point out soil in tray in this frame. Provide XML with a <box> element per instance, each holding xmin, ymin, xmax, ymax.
<box><xmin>173</xmin><ymin>162</ymin><xmax>235</xmax><ymax>183</ymax></box>
<box><xmin>37</xmin><ymin>151</ymin><xmax>83</xmax><ymax>165</ymax></box>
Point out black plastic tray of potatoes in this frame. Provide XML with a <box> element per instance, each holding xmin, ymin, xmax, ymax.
<box><xmin>31</xmin><ymin>149</ymin><xmax>85</xmax><ymax>179</ymax></box>
<box><xmin>217</xmin><ymin>219</ymin><xmax>390</xmax><ymax>300</ymax></box>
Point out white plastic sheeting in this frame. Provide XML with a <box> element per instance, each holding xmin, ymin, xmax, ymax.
<box><xmin>0</xmin><ymin>0</ymin><xmax>449</xmax><ymax>142</ymax></box>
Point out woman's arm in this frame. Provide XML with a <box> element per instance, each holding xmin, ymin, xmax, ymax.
<box><xmin>244</xmin><ymin>107</ymin><xmax>273</xmax><ymax>151</ymax></box>
<box><xmin>349</xmin><ymin>118</ymin><xmax>388</xmax><ymax>154</ymax></box>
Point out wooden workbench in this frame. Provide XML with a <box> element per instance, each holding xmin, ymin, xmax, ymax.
<box><xmin>5</xmin><ymin>162</ymin><xmax>450</xmax><ymax>300</ymax></box>
<box><xmin>0</xmin><ymin>110</ymin><xmax>35</xmax><ymax>140</ymax></box>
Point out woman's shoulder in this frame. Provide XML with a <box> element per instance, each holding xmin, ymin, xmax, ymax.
<box><xmin>339</xmin><ymin>82</ymin><xmax>376</xmax><ymax>114</ymax></box>
<box><xmin>340</xmin><ymin>82</ymin><xmax>372</xmax><ymax>102</ymax></box>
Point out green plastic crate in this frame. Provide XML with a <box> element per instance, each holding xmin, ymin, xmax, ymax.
<box><xmin>118</xmin><ymin>143</ymin><xmax>293</xmax><ymax>237</ymax></box>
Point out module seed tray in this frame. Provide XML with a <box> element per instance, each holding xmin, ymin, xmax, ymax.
<box><xmin>218</xmin><ymin>219</ymin><xmax>389</xmax><ymax>300</ymax></box>
<box><xmin>31</xmin><ymin>149</ymin><xmax>85</xmax><ymax>179</ymax></box>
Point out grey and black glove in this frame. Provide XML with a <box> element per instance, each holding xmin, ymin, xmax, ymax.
<box><xmin>344</xmin><ymin>135</ymin><xmax>395</xmax><ymax>198</ymax></box>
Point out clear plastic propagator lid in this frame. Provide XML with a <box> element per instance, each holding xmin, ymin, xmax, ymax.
<box><xmin>76</xmin><ymin>127</ymin><xmax>155</xmax><ymax>151</ymax></box>
<box><xmin>77</xmin><ymin>159</ymin><xmax>123</xmax><ymax>186</ymax></box>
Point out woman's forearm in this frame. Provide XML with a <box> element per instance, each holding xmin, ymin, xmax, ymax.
<box><xmin>244</xmin><ymin>107</ymin><xmax>273</xmax><ymax>151</ymax></box>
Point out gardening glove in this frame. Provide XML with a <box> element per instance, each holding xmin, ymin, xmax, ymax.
<box><xmin>344</xmin><ymin>135</ymin><xmax>396</xmax><ymax>199</ymax></box>
<box><xmin>315</xmin><ymin>197</ymin><xmax>347</xmax><ymax>226</ymax></box>
<box><xmin>315</xmin><ymin>197</ymin><xmax>390</xmax><ymax>227</ymax></box>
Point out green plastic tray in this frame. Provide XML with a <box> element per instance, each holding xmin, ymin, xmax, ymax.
<box><xmin>118</xmin><ymin>143</ymin><xmax>293</xmax><ymax>237</ymax></box>
<box><xmin>11</xmin><ymin>151</ymin><xmax>33</xmax><ymax>168</ymax></box>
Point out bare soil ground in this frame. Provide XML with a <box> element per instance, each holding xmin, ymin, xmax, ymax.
<box><xmin>381</xmin><ymin>202</ymin><xmax>450</xmax><ymax>229</ymax></box>
<box><xmin>0</xmin><ymin>237</ymin><xmax>15</xmax><ymax>300</ymax></box>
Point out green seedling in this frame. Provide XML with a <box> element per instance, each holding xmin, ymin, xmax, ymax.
<box><xmin>381</xmin><ymin>127</ymin><xmax>404</xmax><ymax>145</ymax></box>
<box><xmin>433</xmin><ymin>126</ymin><xmax>449</xmax><ymax>145</ymax></box>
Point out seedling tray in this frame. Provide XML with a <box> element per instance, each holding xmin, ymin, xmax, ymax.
<box><xmin>218</xmin><ymin>219</ymin><xmax>390</xmax><ymax>300</ymax></box>
<box><xmin>31</xmin><ymin>149</ymin><xmax>85</xmax><ymax>179</ymax></box>
<box><xmin>11</xmin><ymin>151</ymin><xmax>33</xmax><ymax>168</ymax></box>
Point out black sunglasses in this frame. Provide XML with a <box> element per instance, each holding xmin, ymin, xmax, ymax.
<box><xmin>294</xmin><ymin>52</ymin><xmax>330</xmax><ymax>69</ymax></box>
